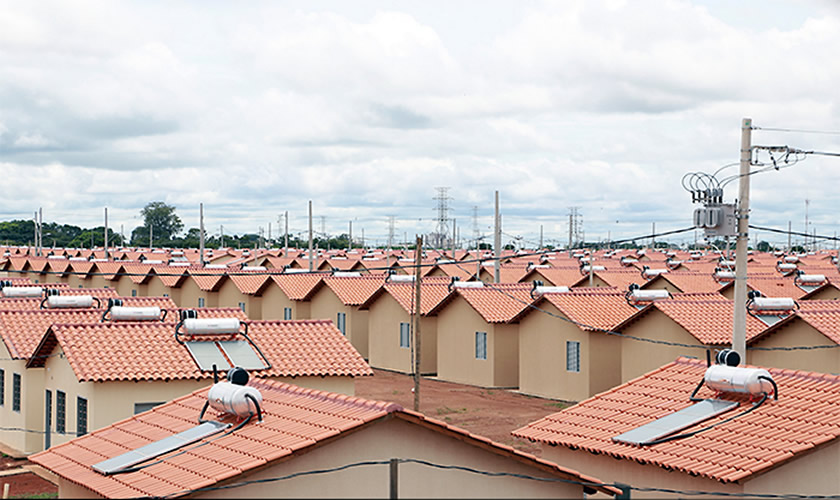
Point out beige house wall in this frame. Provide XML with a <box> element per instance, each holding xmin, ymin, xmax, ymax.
<box><xmin>588</xmin><ymin>331</ymin><xmax>622</xmax><ymax>396</ymax></box>
<box><xmin>643</xmin><ymin>277</ymin><xmax>682</xmax><ymax>294</ymax></box>
<box><xmin>216</xmin><ymin>280</ymin><xmax>253</xmax><ymax>318</ymax></box>
<box><xmin>748</xmin><ymin>322</ymin><xmax>839</xmax><ymax>373</ymax></box>
<box><xmin>543</xmin><ymin>445</ymin><xmax>742</xmax><ymax>499</ymax></box>
<box><xmin>367</xmin><ymin>294</ymin><xmax>436</xmax><ymax>374</ymax></box>
<box><xmin>180</xmin><ymin>280</ymin><xmax>219</xmax><ymax>310</ymax></box>
<box><xmin>745</xmin><ymin>439</ymin><xmax>840</xmax><ymax>496</ymax></box>
<box><xmin>147</xmin><ymin>277</ymin><xmax>179</xmax><ymax>304</ymax></box>
<box><xmin>435</xmin><ymin>298</ymin><xmax>519</xmax><ymax>388</ymax></box>
<box><xmin>88</xmin><ymin>274</ymin><xmax>110</xmax><ymax>290</ymax></box>
<box><xmin>518</xmin><ymin>303</ymin><xmax>590</xmax><ymax>402</ymax></box>
<box><xmin>198</xmin><ymin>417</ymin><xmax>582</xmax><ymax>499</ymax></box>
<box><xmin>571</xmin><ymin>275</ymin><xmax>609</xmax><ymax>288</ymax></box>
<box><xmin>309</xmin><ymin>288</ymin><xmax>370</xmax><ymax>358</ymax></box>
<box><xmin>620</xmin><ymin>310</ymin><xmax>710</xmax><ymax>384</ymax></box>
<box><xmin>66</xmin><ymin>273</ymin><xmax>88</xmax><ymax>289</ymax></box>
<box><xmin>260</xmin><ymin>285</ymin><xmax>310</xmax><ymax>320</ymax></box>
<box><xmin>113</xmin><ymin>276</ymin><xmax>138</xmax><ymax>298</ymax></box>
<box><xmin>804</xmin><ymin>286</ymin><xmax>840</xmax><ymax>300</ymax></box>
<box><xmin>0</xmin><ymin>345</ymin><xmax>46</xmax><ymax>455</ymax></box>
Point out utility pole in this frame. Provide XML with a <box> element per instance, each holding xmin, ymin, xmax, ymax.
<box><xmin>451</xmin><ymin>218</ymin><xmax>456</xmax><ymax>259</ymax></box>
<box><xmin>651</xmin><ymin>222</ymin><xmax>656</xmax><ymax>249</ymax></box>
<box><xmin>268</xmin><ymin>222</ymin><xmax>271</xmax><ymax>244</ymax></box>
<box><xmin>540</xmin><ymin>225</ymin><xmax>544</xmax><ymax>249</ymax></box>
<box><xmin>494</xmin><ymin>191</ymin><xmax>501</xmax><ymax>284</ymax></box>
<box><xmin>120</xmin><ymin>224</ymin><xmax>124</xmax><ymax>247</ymax></box>
<box><xmin>284</xmin><ymin>211</ymin><xmax>289</xmax><ymax>256</ymax></box>
<box><xmin>413</xmin><ymin>235</ymin><xmax>423</xmax><ymax>412</ymax></box>
<box><xmin>308</xmin><ymin>201</ymin><xmax>314</xmax><ymax>272</ymax></box>
<box><xmin>220</xmin><ymin>225</ymin><xmax>224</xmax><ymax>248</ymax></box>
<box><xmin>348</xmin><ymin>220</ymin><xmax>353</xmax><ymax>251</ymax></box>
<box><xmin>33</xmin><ymin>211</ymin><xmax>38</xmax><ymax>256</ymax></box>
<box><xmin>805</xmin><ymin>199</ymin><xmax>810</xmax><ymax>252</ymax></box>
<box><xmin>104</xmin><ymin>207</ymin><xmax>109</xmax><ymax>259</ymax></box>
<box><xmin>732</xmin><ymin>118</ymin><xmax>752</xmax><ymax>361</ymax></box>
<box><xmin>362</xmin><ymin>228</ymin><xmax>365</xmax><ymax>250</ymax></box>
<box><xmin>39</xmin><ymin>207</ymin><xmax>43</xmax><ymax>256</ymax></box>
<box><xmin>149</xmin><ymin>224</ymin><xmax>153</xmax><ymax>250</ymax></box>
<box><xmin>199</xmin><ymin>203</ymin><xmax>205</xmax><ymax>266</ymax></box>
<box><xmin>787</xmin><ymin>221</ymin><xmax>791</xmax><ymax>253</ymax></box>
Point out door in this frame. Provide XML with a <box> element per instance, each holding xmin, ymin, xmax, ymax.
<box><xmin>44</xmin><ymin>390</ymin><xmax>52</xmax><ymax>449</ymax></box>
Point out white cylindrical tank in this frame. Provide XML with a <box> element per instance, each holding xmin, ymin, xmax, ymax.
<box><xmin>581</xmin><ymin>265</ymin><xmax>606</xmax><ymax>272</ymax></box>
<box><xmin>704</xmin><ymin>365</ymin><xmax>775</xmax><ymax>395</ymax></box>
<box><xmin>751</xmin><ymin>297</ymin><xmax>795</xmax><ymax>311</ymax></box>
<box><xmin>719</xmin><ymin>259</ymin><xmax>736</xmax><ymax>267</ymax></box>
<box><xmin>3</xmin><ymin>286</ymin><xmax>43</xmax><ymax>298</ymax></box>
<box><xmin>631</xmin><ymin>289</ymin><xmax>670</xmax><ymax>301</ymax></box>
<box><xmin>183</xmin><ymin>318</ymin><xmax>241</xmax><ymax>335</ymax></box>
<box><xmin>452</xmin><ymin>281</ymin><xmax>484</xmax><ymax>289</ymax></box>
<box><xmin>207</xmin><ymin>382</ymin><xmax>262</xmax><ymax>418</ymax></box>
<box><xmin>715</xmin><ymin>271</ymin><xmax>736</xmax><ymax>280</ymax></box>
<box><xmin>241</xmin><ymin>266</ymin><xmax>267</xmax><ymax>271</ymax></box>
<box><xmin>110</xmin><ymin>306</ymin><xmax>162</xmax><ymax>321</ymax></box>
<box><xmin>332</xmin><ymin>272</ymin><xmax>361</xmax><ymax>277</ymax></box>
<box><xmin>47</xmin><ymin>295</ymin><xmax>94</xmax><ymax>308</ymax></box>
<box><xmin>534</xmin><ymin>286</ymin><xmax>570</xmax><ymax>295</ymax></box>
<box><xmin>798</xmin><ymin>274</ymin><xmax>826</xmax><ymax>284</ymax></box>
<box><xmin>643</xmin><ymin>268</ymin><xmax>668</xmax><ymax>277</ymax></box>
<box><xmin>783</xmin><ymin>255</ymin><xmax>799</xmax><ymax>263</ymax></box>
<box><xmin>777</xmin><ymin>263</ymin><xmax>797</xmax><ymax>271</ymax></box>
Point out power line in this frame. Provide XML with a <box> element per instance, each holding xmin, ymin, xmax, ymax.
<box><xmin>753</xmin><ymin>126</ymin><xmax>840</xmax><ymax>136</ymax></box>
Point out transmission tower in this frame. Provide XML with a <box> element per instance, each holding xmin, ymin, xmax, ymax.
<box><xmin>433</xmin><ymin>187</ymin><xmax>452</xmax><ymax>249</ymax></box>
<box><xmin>387</xmin><ymin>216</ymin><xmax>397</xmax><ymax>249</ymax></box>
<box><xmin>471</xmin><ymin>206</ymin><xmax>480</xmax><ymax>250</ymax></box>
<box><xmin>567</xmin><ymin>207</ymin><xmax>583</xmax><ymax>249</ymax></box>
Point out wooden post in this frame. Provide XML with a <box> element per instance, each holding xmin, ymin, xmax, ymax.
<box><xmin>389</xmin><ymin>458</ymin><xmax>399</xmax><ymax>499</ymax></box>
<box><xmin>413</xmin><ymin>235</ymin><xmax>422</xmax><ymax>412</ymax></box>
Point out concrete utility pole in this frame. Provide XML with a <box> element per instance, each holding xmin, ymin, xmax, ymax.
<box><xmin>199</xmin><ymin>203</ymin><xmax>205</xmax><ymax>266</ymax></box>
<box><xmin>104</xmin><ymin>207</ymin><xmax>109</xmax><ymax>259</ymax></box>
<box><xmin>651</xmin><ymin>222</ymin><xmax>656</xmax><ymax>249</ymax></box>
<box><xmin>540</xmin><ymin>225</ymin><xmax>544</xmax><ymax>249</ymax></box>
<box><xmin>413</xmin><ymin>235</ymin><xmax>423</xmax><ymax>412</ymax></box>
<box><xmin>308</xmin><ymin>201</ymin><xmax>314</xmax><ymax>272</ymax></box>
<box><xmin>494</xmin><ymin>191</ymin><xmax>501</xmax><ymax>284</ymax></box>
<box><xmin>220</xmin><ymin>225</ymin><xmax>224</xmax><ymax>249</ymax></box>
<box><xmin>284</xmin><ymin>211</ymin><xmax>289</xmax><ymax>256</ymax></box>
<box><xmin>33</xmin><ymin>211</ymin><xmax>38</xmax><ymax>256</ymax></box>
<box><xmin>451</xmin><ymin>218</ymin><xmax>456</xmax><ymax>259</ymax></box>
<box><xmin>348</xmin><ymin>220</ymin><xmax>353</xmax><ymax>251</ymax></box>
<box><xmin>732</xmin><ymin>118</ymin><xmax>752</xmax><ymax>361</ymax></box>
<box><xmin>787</xmin><ymin>221</ymin><xmax>792</xmax><ymax>252</ymax></box>
<box><xmin>149</xmin><ymin>224</ymin><xmax>153</xmax><ymax>250</ymax></box>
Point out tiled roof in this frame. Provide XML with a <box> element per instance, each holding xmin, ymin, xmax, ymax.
<box><xmin>433</xmin><ymin>283</ymin><xmax>535</xmax><ymax>323</ymax></box>
<box><xmin>30</xmin><ymin>379</ymin><xmax>616</xmax><ymax>499</ymax></box>
<box><xmin>120</xmin><ymin>263</ymin><xmax>154</xmax><ymax>284</ymax></box>
<box><xmin>513</xmin><ymin>356</ymin><xmax>840</xmax><ymax>483</ymax></box>
<box><xmin>637</xmin><ymin>297</ymin><xmax>769</xmax><ymax>345</ymax></box>
<box><xmin>152</xmin><ymin>267</ymin><xmax>189</xmax><ymax>288</ymax></box>
<box><xmin>28</xmin><ymin>315</ymin><xmax>370</xmax><ymax>381</ymax></box>
<box><xmin>187</xmin><ymin>269</ymin><xmax>228</xmax><ymax>292</ymax></box>
<box><xmin>536</xmin><ymin>289</ymin><xmax>639</xmax><ymax>331</ymax></box>
<box><xmin>226</xmin><ymin>273</ymin><xmax>272</xmax><ymax>295</ymax></box>
<box><xmin>269</xmin><ymin>273</ymin><xmax>324</xmax><ymax>300</ymax></box>
<box><xmin>521</xmin><ymin>267</ymin><xmax>591</xmax><ymax>287</ymax></box>
<box><xmin>374</xmin><ymin>282</ymin><xmax>453</xmax><ymax>315</ymax></box>
<box><xmin>643</xmin><ymin>271</ymin><xmax>726</xmax><ymax>294</ymax></box>
<box><xmin>753</xmin><ymin>301</ymin><xmax>840</xmax><ymax>345</ymax></box>
<box><xmin>0</xmin><ymin>297</ymin><xmax>177</xmax><ymax>359</ymax></box>
<box><xmin>91</xmin><ymin>262</ymin><xmax>124</xmax><ymax>281</ymax></box>
<box><xmin>322</xmin><ymin>275</ymin><xmax>387</xmax><ymax>306</ymax></box>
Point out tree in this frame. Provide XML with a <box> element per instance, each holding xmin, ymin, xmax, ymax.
<box><xmin>138</xmin><ymin>202</ymin><xmax>183</xmax><ymax>244</ymax></box>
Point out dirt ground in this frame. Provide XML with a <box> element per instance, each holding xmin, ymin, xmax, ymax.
<box><xmin>355</xmin><ymin>369</ymin><xmax>569</xmax><ymax>457</ymax></box>
<box><xmin>0</xmin><ymin>455</ymin><xmax>57</xmax><ymax>498</ymax></box>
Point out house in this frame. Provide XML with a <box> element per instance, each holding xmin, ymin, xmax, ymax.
<box><xmin>615</xmin><ymin>294</ymin><xmax>769</xmax><ymax>383</ymax></box>
<box><xmin>31</xmin><ymin>379</ymin><xmax>618</xmax><ymax>499</ymax></box>
<box><xmin>179</xmin><ymin>269</ymin><xmax>227</xmax><ymax>309</ymax></box>
<box><xmin>514</xmin><ymin>356</ymin><xmax>840</xmax><ymax>497</ymax></box>
<box><xmin>516</xmin><ymin>288</ymin><xmax>638</xmax><ymax>402</ymax></box>
<box><xmin>308</xmin><ymin>274</ymin><xmax>387</xmax><ymax>359</ymax></box>
<box><xmin>747</xmin><ymin>300</ymin><xmax>840</xmax><ymax>372</ymax></box>
<box><xmin>360</xmin><ymin>278</ymin><xmax>452</xmax><ymax>375</ymax></box>
<box><xmin>25</xmin><ymin>311</ymin><xmax>371</xmax><ymax>450</ymax></box>
<box><xmin>431</xmin><ymin>282</ymin><xmax>534</xmax><ymax>388</ymax></box>
<box><xmin>0</xmin><ymin>296</ymin><xmax>176</xmax><ymax>455</ymax></box>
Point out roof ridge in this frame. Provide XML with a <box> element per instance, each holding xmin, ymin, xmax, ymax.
<box><xmin>254</xmin><ymin>379</ymin><xmax>402</xmax><ymax>413</ymax></box>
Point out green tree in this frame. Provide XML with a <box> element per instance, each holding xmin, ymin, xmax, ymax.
<box><xmin>136</xmin><ymin>202</ymin><xmax>183</xmax><ymax>245</ymax></box>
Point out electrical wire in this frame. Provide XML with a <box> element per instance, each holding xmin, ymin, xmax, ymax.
<box><xmin>752</xmin><ymin>126</ymin><xmax>840</xmax><ymax>136</ymax></box>
<box><xmin>137</xmin><ymin>455</ymin><xmax>840</xmax><ymax>499</ymax></box>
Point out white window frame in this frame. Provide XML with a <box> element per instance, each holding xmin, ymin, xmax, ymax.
<box><xmin>399</xmin><ymin>322</ymin><xmax>410</xmax><ymax>349</ymax></box>
<box><xmin>198</xmin><ymin>297</ymin><xmax>205</xmax><ymax>308</ymax></box>
<box><xmin>337</xmin><ymin>312</ymin><xmax>346</xmax><ymax>335</ymax></box>
<box><xmin>284</xmin><ymin>307</ymin><xmax>292</xmax><ymax>320</ymax></box>
<box><xmin>566</xmin><ymin>340</ymin><xmax>580</xmax><ymax>373</ymax></box>
<box><xmin>475</xmin><ymin>332</ymin><xmax>487</xmax><ymax>360</ymax></box>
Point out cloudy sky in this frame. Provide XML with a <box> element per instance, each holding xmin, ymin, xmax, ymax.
<box><xmin>2</xmin><ymin>0</ymin><xmax>839</xmax><ymax>248</ymax></box>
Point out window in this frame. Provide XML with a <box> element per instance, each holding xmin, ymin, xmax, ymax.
<box><xmin>198</xmin><ymin>297</ymin><xmax>205</xmax><ymax>308</ymax></box>
<box><xmin>475</xmin><ymin>332</ymin><xmax>487</xmax><ymax>360</ymax></box>
<box><xmin>0</xmin><ymin>368</ymin><xmax>4</xmax><ymax>406</ymax></box>
<box><xmin>77</xmin><ymin>397</ymin><xmax>88</xmax><ymax>436</ymax></box>
<box><xmin>337</xmin><ymin>312</ymin><xmax>346</xmax><ymax>335</ymax></box>
<box><xmin>566</xmin><ymin>341</ymin><xmax>580</xmax><ymax>373</ymax></box>
<box><xmin>78</xmin><ymin>285</ymin><xmax>83</xmax><ymax>288</ymax></box>
<box><xmin>12</xmin><ymin>373</ymin><xmax>21</xmax><ymax>412</ymax></box>
<box><xmin>56</xmin><ymin>391</ymin><xmax>66</xmax><ymax>434</ymax></box>
<box><xmin>163</xmin><ymin>293</ymin><xmax>169</xmax><ymax>297</ymax></box>
<box><xmin>399</xmin><ymin>322</ymin><xmax>410</xmax><ymax>349</ymax></box>
<box><xmin>104</xmin><ymin>285</ymin><xmax>109</xmax><ymax>289</ymax></box>
<box><xmin>131</xmin><ymin>289</ymin><xmax>137</xmax><ymax>297</ymax></box>
<box><xmin>239</xmin><ymin>302</ymin><xmax>246</xmax><ymax>313</ymax></box>
<box><xmin>134</xmin><ymin>402</ymin><xmax>164</xmax><ymax>415</ymax></box>
<box><xmin>284</xmin><ymin>307</ymin><xmax>292</xmax><ymax>320</ymax></box>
